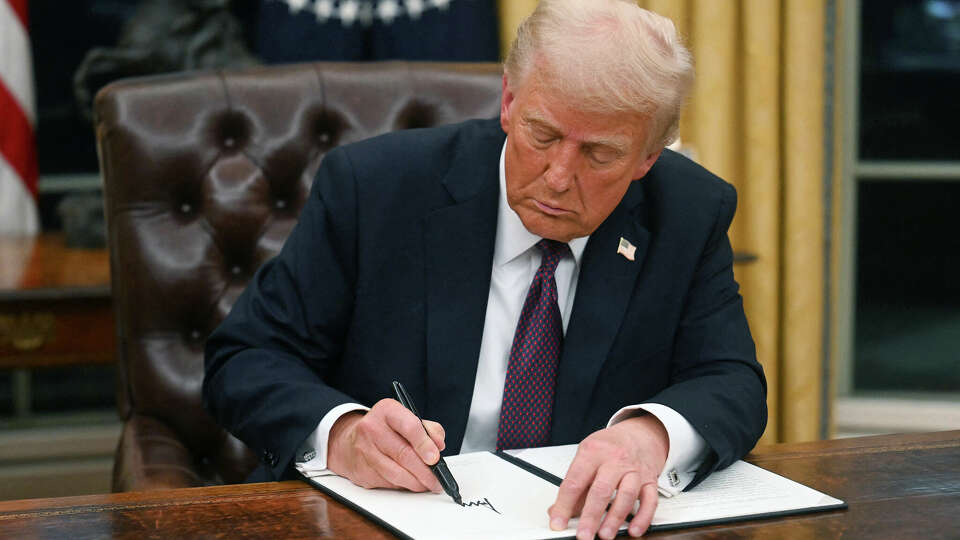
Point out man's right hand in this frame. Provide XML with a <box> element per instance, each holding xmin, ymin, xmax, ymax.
<box><xmin>326</xmin><ymin>398</ymin><xmax>446</xmax><ymax>492</ymax></box>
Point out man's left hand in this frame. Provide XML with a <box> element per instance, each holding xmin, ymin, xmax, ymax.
<box><xmin>548</xmin><ymin>414</ymin><xmax>669</xmax><ymax>539</ymax></box>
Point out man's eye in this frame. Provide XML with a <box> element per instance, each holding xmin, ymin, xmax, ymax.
<box><xmin>589</xmin><ymin>151</ymin><xmax>618</xmax><ymax>165</ymax></box>
<box><xmin>533</xmin><ymin>133</ymin><xmax>555</xmax><ymax>145</ymax></box>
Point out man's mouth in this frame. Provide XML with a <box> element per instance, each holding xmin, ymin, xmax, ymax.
<box><xmin>534</xmin><ymin>200</ymin><xmax>570</xmax><ymax>216</ymax></box>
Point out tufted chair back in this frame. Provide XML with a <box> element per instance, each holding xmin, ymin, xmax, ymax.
<box><xmin>95</xmin><ymin>62</ymin><xmax>504</xmax><ymax>491</ymax></box>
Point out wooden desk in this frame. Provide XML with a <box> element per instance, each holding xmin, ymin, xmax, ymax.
<box><xmin>0</xmin><ymin>234</ymin><xmax>113</xmax><ymax>369</ymax></box>
<box><xmin>0</xmin><ymin>431</ymin><xmax>956</xmax><ymax>538</ymax></box>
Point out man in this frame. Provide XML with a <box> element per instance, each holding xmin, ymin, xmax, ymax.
<box><xmin>204</xmin><ymin>1</ymin><xmax>767</xmax><ymax>538</ymax></box>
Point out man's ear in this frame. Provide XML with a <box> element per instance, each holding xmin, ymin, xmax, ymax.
<box><xmin>632</xmin><ymin>148</ymin><xmax>663</xmax><ymax>180</ymax></box>
<box><xmin>500</xmin><ymin>74</ymin><xmax>515</xmax><ymax>134</ymax></box>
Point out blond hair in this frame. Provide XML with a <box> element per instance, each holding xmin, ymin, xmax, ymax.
<box><xmin>504</xmin><ymin>0</ymin><xmax>694</xmax><ymax>150</ymax></box>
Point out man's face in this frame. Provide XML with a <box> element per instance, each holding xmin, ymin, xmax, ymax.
<box><xmin>499</xmin><ymin>74</ymin><xmax>662</xmax><ymax>243</ymax></box>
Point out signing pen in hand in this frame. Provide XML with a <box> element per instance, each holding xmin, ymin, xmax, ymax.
<box><xmin>392</xmin><ymin>380</ymin><xmax>462</xmax><ymax>505</ymax></box>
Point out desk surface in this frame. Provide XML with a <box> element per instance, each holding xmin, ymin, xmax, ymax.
<box><xmin>0</xmin><ymin>234</ymin><xmax>113</xmax><ymax>369</ymax></box>
<box><xmin>0</xmin><ymin>234</ymin><xmax>110</xmax><ymax>301</ymax></box>
<box><xmin>0</xmin><ymin>431</ymin><xmax>957</xmax><ymax>539</ymax></box>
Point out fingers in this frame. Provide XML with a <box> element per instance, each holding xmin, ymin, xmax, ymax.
<box><xmin>382</xmin><ymin>400</ymin><xmax>442</xmax><ymax>466</ymax></box>
<box><xmin>422</xmin><ymin>420</ymin><xmax>447</xmax><ymax>452</ymax></box>
<box><xmin>562</xmin><ymin>468</ymin><xmax>656</xmax><ymax>540</ymax></box>
<box><xmin>350</xmin><ymin>449</ymin><xmax>397</xmax><ymax>490</ymax></box>
<box><xmin>549</xmin><ymin>447</ymin><xmax>599</xmax><ymax>532</ymax></box>
<box><xmin>576</xmin><ymin>464</ymin><xmax>624</xmax><ymax>540</ymax></box>
<box><xmin>344</xmin><ymin>413</ymin><xmax>433</xmax><ymax>492</ymax></box>
<box><xmin>369</xmin><ymin>424</ymin><xmax>442</xmax><ymax>492</ymax></box>
<box><xmin>328</xmin><ymin>399</ymin><xmax>445</xmax><ymax>493</ymax></box>
<box><xmin>548</xmin><ymin>423</ymin><xmax>668</xmax><ymax>539</ymax></box>
<box><xmin>597</xmin><ymin>472</ymin><xmax>643</xmax><ymax>539</ymax></box>
<box><xmin>372</xmin><ymin>399</ymin><xmax>443</xmax><ymax>491</ymax></box>
<box><xmin>361</xmin><ymin>437</ymin><xmax>432</xmax><ymax>492</ymax></box>
<box><xmin>627</xmin><ymin>483</ymin><xmax>659</xmax><ymax>537</ymax></box>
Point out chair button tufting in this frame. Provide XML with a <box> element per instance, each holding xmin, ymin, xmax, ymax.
<box><xmin>190</xmin><ymin>329</ymin><xmax>201</xmax><ymax>341</ymax></box>
<box><xmin>180</xmin><ymin>203</ymin><xmax>192</xmax><ymax>214</ymax></box>
<box><xmin>318</xmin><ymin>132</ymin><xmax>330</xmax><ymax>144</ymax></box>
<box><xmin>223</xmin><ymin>137</ymin><xmax>236</xmax><ymax>148</ymax></box>
<box><xmin>275</xmin><ymin>199</ymin><xmax>287</xmax><ymax>210</ymax></box>
<box><xmin>230</xmin><ymin>265</ymin><xmax>242</xmax><ymax>276</ymax></box>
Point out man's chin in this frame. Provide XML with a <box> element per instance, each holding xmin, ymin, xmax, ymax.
<box><xmin>517</xmin><ymin>211</ymin><xmax>578</xmax><ymax>243</ymax></box>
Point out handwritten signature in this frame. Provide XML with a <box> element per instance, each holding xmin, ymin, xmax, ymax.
<box><xmin>456</xmin><ymin>497</ymin><xmax>501</xmax><ymax>515</ymax></box>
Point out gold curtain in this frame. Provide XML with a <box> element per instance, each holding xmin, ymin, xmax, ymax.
<box><xmin>497</xmin><ymin>0</ymin><xmax>828</xmax><ymax>445</ymax></box>
<box><xmin>498</xmin><ymin>0</ymin><xmax>540</xmax><ymax>56</ymax></box>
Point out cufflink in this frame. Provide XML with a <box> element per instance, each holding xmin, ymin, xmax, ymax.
<box><xmin>262</xmin><ymin>449</ymin><xmax>278</xmax><ymax>467</ymax></box>
<box><xmin>301</xmin><ymin>449</ymin><xmax>317</xmax><ymax>462</ymax></box>
<box><xmin>668</xmin><ymin>469</ymin><xmax>681</xmax><ymax>487</ymax></box>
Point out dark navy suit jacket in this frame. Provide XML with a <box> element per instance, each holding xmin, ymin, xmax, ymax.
<box><xmin>203</xmin><ymin>118</ymin><xmax>767</xmax><ymax>486</ymax></box>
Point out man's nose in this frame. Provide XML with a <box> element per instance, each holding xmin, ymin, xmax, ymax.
<box><xmin>543</xmin><ymin>144</ymin><xmax>577</xmax><ymax>192</ymax></box>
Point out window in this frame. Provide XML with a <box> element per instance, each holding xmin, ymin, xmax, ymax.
<box><xmin>835</xmin><ymin>0</ymin><xmax>960</xmax><ymax>436</ymax></box>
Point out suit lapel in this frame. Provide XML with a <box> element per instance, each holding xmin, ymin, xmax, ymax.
<box><xmin>551</xmin><ymin>185</ymin><xmax>650</xmax><ymax>443</ymax></box>
<box><xmin>424</xmin><ymin>121</ymin><xmax>505</xmax><ymax>454</ymax></box>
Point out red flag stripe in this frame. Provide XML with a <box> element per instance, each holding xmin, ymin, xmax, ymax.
<box><xmin>1</xmin><ymin>0</ymin><xmax>34</xmax><ymax>124</ymax></box>
<box><xmin>5</xmin><ymin>0</ymin><xmax>28</xmax><ymax>30</ymax></box>
<box><xmin>0</xmin><ymin>78</ymin><xmax>37</xmax><ymax>197</ymax></box>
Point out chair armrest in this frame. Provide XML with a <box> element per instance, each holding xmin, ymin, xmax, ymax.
<box><xmin>112</xmin><ymin>414</ymin><xmax>204</xmax><ymax>492</ymax></box>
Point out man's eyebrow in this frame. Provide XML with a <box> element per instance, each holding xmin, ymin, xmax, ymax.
<box><xmin>583</xmin><ymin>137</ymin><xmax>630</xmax><ymax>157</ymax></box>
<box><xmin>522</xmin><ymin>112</ymin><xmax>560</xmax><ymax>132</ymax></box>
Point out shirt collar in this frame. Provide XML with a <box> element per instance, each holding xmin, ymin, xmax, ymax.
<box><xmin>494</xmin><ymin>139</ymin><xmax>589</xmax><ymax>267</ymax></box>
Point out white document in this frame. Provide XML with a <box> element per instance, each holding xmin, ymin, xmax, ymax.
<box><xmin>512</xmin><ymin>445</ymin><xmax>846</xmax><ymax>529</ymax></box>
<box><xmin>304</xmin><ymin>451</ymin><xmax>574</xmax><ymax>540</ymax></box>
<box><xmin>301</xmin><ymin>446</ymin><xmax>845</xmax><ymax>539</ymax></box>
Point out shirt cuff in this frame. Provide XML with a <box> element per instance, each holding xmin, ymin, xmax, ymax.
<box><xmin>294</xmin><ymin>402</ymin><xmax>369</xmax><ymax>476</ymax></box>
<box><xmin>607</xmin><ymin>403</ymin><xmax>708</xmax><ymax>497</ymax></box>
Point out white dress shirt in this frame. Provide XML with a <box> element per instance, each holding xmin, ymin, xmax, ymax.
<box><xmin>298</xmin><ymin>141</ymin><xmax>707</xmax><ymax>496</ymax></box>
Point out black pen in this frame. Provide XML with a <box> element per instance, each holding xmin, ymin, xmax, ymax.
<box><xmin>392</xmin><ymin>380</ymin><xmax>462</xmax><ymax>505</ymax></box>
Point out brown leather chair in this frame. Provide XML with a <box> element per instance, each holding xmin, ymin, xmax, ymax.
<box><xmin>95</xmin><ymin>62</ymin><xmax>503</xmax><ymax>491</ymax></box>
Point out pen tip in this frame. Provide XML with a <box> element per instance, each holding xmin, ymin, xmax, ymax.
<box><xmin>454</xmin><ymin>496</ymin><xmax>462</xmax><ymax>505</ymax></box>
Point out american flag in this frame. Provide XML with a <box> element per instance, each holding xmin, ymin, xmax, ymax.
<box><xmin>0</xmin><ymin>0</ymin><xmax>39</xmax><ymax>235</ymax></box>
<box><xmin>617</xmin><ymin>237</ymin><xmax>637</xmax><ymax>261</ymax></box>
<box><xmin>258</xmin><ymin>0</ymin><xmax>498</xmax><ymax>62</ymax></box>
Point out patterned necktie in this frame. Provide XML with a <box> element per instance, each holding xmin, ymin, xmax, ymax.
<box><xmin>496</xmin><ymin>239</ymin><xmax>571</xmax><ymax>450</ymax></box>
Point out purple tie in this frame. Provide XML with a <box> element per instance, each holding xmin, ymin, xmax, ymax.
<box><xmin>497</xmin><ymin>239</ymin><xmax>571</xmax><ymax>450</ymax></box>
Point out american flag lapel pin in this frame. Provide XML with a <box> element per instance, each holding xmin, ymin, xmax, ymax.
<box><xmin>617</xmin><ymin>237</ymin><xmax>636</xmax><ymax>261</ymax></box>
